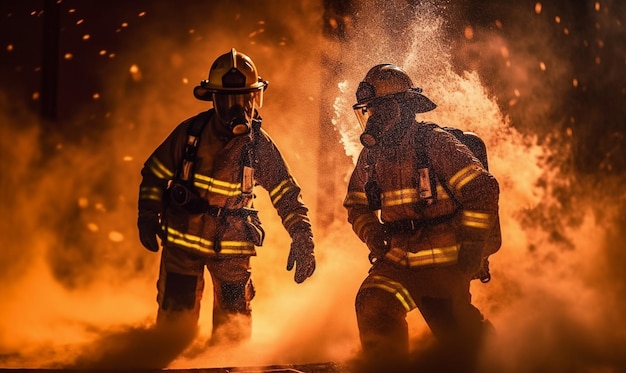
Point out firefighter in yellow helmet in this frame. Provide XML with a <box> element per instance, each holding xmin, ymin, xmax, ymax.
<box><xmin>344</xmin><ymin>64</ymin><xmax>500</xmax><ymax>372</ymax></box>
<box><xmin>137</xmin><ymin>49</ymin><xmax>316</xmax><ymax>348</ymax></box>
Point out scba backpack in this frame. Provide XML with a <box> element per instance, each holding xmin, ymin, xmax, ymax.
<box><xmin>420</xmin><ymin>123</ymin><xmax>502</xmax><ymax>282</ymax></box>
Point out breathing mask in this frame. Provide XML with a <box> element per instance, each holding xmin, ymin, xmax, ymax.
<box><xmin>355</xmin><ymin>96</ymin><xmax>401</xmax><ymax>148</ymax></box>
<box><xmin>213</xmin><ymin>92</ymin><xmax>258</xmax><ymax>135</ymax></box>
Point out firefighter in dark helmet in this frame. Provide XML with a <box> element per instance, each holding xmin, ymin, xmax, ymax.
<box><xmin>344</xmin><ymin>64</ymin><xmax>500</xmax><ymax>372</ymax></box>
<box><xmin>137</xmin><ymin>48</ymin><xmax>316</xmax><ymax>346</ymax></box>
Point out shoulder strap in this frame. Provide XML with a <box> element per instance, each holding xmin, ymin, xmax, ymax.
<box><xmin>414</xmin><ymin>122</ymin><xmax>440</xmax><ymax>203</ymax></box>
<box><xmin>177</xmin><ymin>110</ymin><xmax>212</xmax><ymax>184</ymax></box>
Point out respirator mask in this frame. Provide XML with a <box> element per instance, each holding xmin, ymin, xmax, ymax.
<box><xmin>353</xmin><ymin>96</ymin><xmax>401</xmax><ymax>148</ymax></box>
<box><xmin>213</xmin><ymin>91</ymin><xmax>259</xmax><ymax>135</ymax></box>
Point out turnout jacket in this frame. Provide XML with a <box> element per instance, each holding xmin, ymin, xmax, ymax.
<box><xmin>344</xmin><ymin>121</ymin><xmax>500</xmax><ymax>268</ymax></box>
<box><xmin>139</xmin><ymin>110</ymin><xmax>312</xmax><ymax>256</ymax></box>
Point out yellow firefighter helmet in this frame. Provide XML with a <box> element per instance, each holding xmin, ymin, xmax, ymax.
<box><xmin>194</xmin><ymin>49</ymin><xmax>269</xmax><ymax>135</ymax></box>
<box><xmin>193</xmin><ymin>48</ymin><xmax>268</xmax><ymax>105</ymax></box>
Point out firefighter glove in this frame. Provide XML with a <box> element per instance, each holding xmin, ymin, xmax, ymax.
<box><xmin>363</xmin><ymin>224</ymin><xmax>390</xmax><ymax>260</ymax></box>
<box><xmin>287</xmin><ymin>230</ymin><xmax>316</xmax><ymax>284</ymax></box>
<box><xmin>458</xmin><ymin>241</ymin><xmax>484</xmax><ymax>276</ymax></box>
<box><xmin>138</xmin><ymin>210</ymin><xmax>163</xmax><ymax>252</ymax></box>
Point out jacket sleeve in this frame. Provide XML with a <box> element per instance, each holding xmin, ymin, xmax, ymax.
<box><xmin>343</xmin><ymin>150</ymin><xmax>382</xmax><ymax>242</ymax></box>
<box><xmin>253</xmin><ymin>129</ymin><xmax>312</xmax><ymax>237</ymax></box>
<box><xmin>428</xmin><ymin>128</ymin><xmax>500</xmax><ymax>246</ymax></box>
<box><xmin>138</xmin><ymin>119</ymin><xmax>190</xmax><ymax>213</ymax></box>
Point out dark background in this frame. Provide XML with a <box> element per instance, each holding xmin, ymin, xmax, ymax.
<box><xmin>1</xmin><ymin>0</ymin><xmax>624</xmax><ymax>174</ymax></box>
<box><xmin>0</xmin><ymin>0</ymin><xmax>626</xmax><ymax>174</ymax></box>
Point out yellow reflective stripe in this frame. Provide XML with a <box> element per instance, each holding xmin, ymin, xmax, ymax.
<box><xmin>436</xmin><ymin>184</ymin><xmax>450</xmax><ymax>199</ymax></box>
<box><xmin>164</xmin><ymin>225</ymin><xmax>255</xmax><ymax>255</ymax></box>
<box><xmin>385</xmin><ymin>245</ymin><xmax>460</xmax><ymax>268</ymax></box>
<box><xmin>283</xmin><ymin>212</ymin><xmax>310</xmax><ymax>231</ymax></box>
<box><xmin>270</xmin><ymin>179</ymin><xmax>296</xmax><ymax>205</ymax></box>
<box><xmin>448</xmin><ymin>164</ymin><xmax>480</xmax><ymax>192</ymax></box>
<box><xmin>361</xmin><ymin>275</ymin><xmax>416</xmax><ymax>312</ymax></box>
<box><xmin>147</xmin><ymin>157</ymin><xmax>174</xmax><ymax>180</ymax></box>
<box><xmin>354</xmin><ymin>214</ymin><xmax>379</xmax><ymax>238</ymax></box>
<box><xmin>194</xmin><ymin>174</ymin><xmax>241</xmax><ymax>196</ymax></box>
<box><xmin>344</xmin><ymin>191</ymin><xmax>368</xmax><ymax>206</ymax></box>
<box><xmin>139</xmin><ymin>186</ymin><xmax>162</xmax><ymax>202</ymax></box>
<box><xmin>283</xmin><ymin>212</ymin><xmax>298</xmax><ymax>230</ymax></box>
<box><xmin>381</xmin><ymin>188</ymin><xmax>420</xmax><ymax>207</ymax></box>
<box><xmin>461</xmin><ymin>210</ymin><xmax>492</xmax><ymax>230</ymax></box>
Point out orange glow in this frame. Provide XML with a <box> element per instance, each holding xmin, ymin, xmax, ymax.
<box><xmin>1</xmin><ymin>1</ymin><xmax>625</xmax><ymax>372</ymax></box>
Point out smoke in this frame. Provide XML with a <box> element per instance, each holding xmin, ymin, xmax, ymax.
<box><xmin>1</xmin><ymin>0</ymin><xmax>625</xmax><ymax>372</ymax></box>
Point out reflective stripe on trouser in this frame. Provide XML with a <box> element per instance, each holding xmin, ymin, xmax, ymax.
<box><xmin>356</xmin><ymin>275</ymin><xmax>412</xmax><ymax>364</ymax></box>
<box><xmin>356</xmin><ymin>262</ymin><xmax>487</xmax><ymax>364</ymax></box>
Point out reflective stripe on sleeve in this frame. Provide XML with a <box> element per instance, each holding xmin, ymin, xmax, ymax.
<box><xmin>448</xmin><ymin>164</ymin><xmax>481</xmax><ymax>193</ymax></box>
<box><xmin>270</xmin><ymin>178</ymin><xmax>296</xmax><ymax>205</ymax></box>
<box><xmin>139</xmin><ymin>186</ymin><xmax>162</xmax><ymax>202</ymax></box>
<box><xmin>353</xmin><ymin>214</ymin><xmax>380</xmax><ymax>238</ymax></box>
<box><xmin>344</xmin><ymin>191</ymin><xmax>368</xmax><ymax>207</ymax></box>
<box><xmin>461</xmin><ymin>210</ymin><xmax>493</xmax><ymax>230</ymax></box>
<box><xmin>147</xmin><ymin>157</ymin><xmax>174</xmax><ymax>180</ymax></box>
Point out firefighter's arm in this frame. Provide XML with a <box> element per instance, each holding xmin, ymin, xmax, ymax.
<box><xmin>138</xmin><ymin>160</ymin><xmax>169</xmax><ymax>252</ymax></box>
<box><xmin>255</xmin><ymin>130</ymin><xmax>315</xmax><ymax>283</ymax></box>
<box><xmin>430</xmin><ymin>129</ymin><xmax>500</xmax><ymax>274</ymax></box>
<box><xmin>343</xmin><ymin>156</ymin><xmax>390</xmax><ymax>260</ymax></box>
<box><xmin>137</xmin><ymin>121</ymin><xmax>189</xmax><ymax>252</ymax></box>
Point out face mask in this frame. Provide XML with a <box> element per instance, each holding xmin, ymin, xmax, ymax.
<box><xmin>213</xmin><ymin>92</ymin><xmax>257</xmax><ymax>135</ymax></box>
<box><xmin>358</xmin><ymin>98</ymin><xmax>401</xmax><ymax>148</ymax></box>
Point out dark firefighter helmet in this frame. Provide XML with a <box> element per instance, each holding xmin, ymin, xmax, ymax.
<box><xmin>352</xmin><ymin>63</ymin><xmax>436</xmax><ymax>129</ymax></box>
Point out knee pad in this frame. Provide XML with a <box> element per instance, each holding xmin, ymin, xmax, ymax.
<box><xmin>356</xmin><ymin>287</ymin><xmax>406</xmax><ymax>321</ymax></box>
<box><xmin>161</xmin><ymin>272</ymin><xmax>198</xmax><ymax>312</ymax></box>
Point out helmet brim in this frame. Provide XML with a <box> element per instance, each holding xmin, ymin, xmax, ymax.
<box><xmin>193</xmin><ymin>83</ymin><xmax>267</xmax><ymax>102</ymax></box>
<box><xmin>406</xmin><ymin>90</ymin><xmax>437</xmax><ymax>113</ymax></box>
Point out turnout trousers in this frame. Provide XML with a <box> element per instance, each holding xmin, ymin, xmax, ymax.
<box><xmin>156</xmin><ymin>245</ymin><xmax>255</xmax><ymax>344</ymax></box>
<box><xmin>355</xmin><ymin>260</ymin><xmax>487</xmax><ymax>371</ymax></box>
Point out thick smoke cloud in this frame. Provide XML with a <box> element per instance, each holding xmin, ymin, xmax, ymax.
<box><xmin>1</xmin><ymin>0</ymin><xmax>625</xmax><ymax>372</ymax></box>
